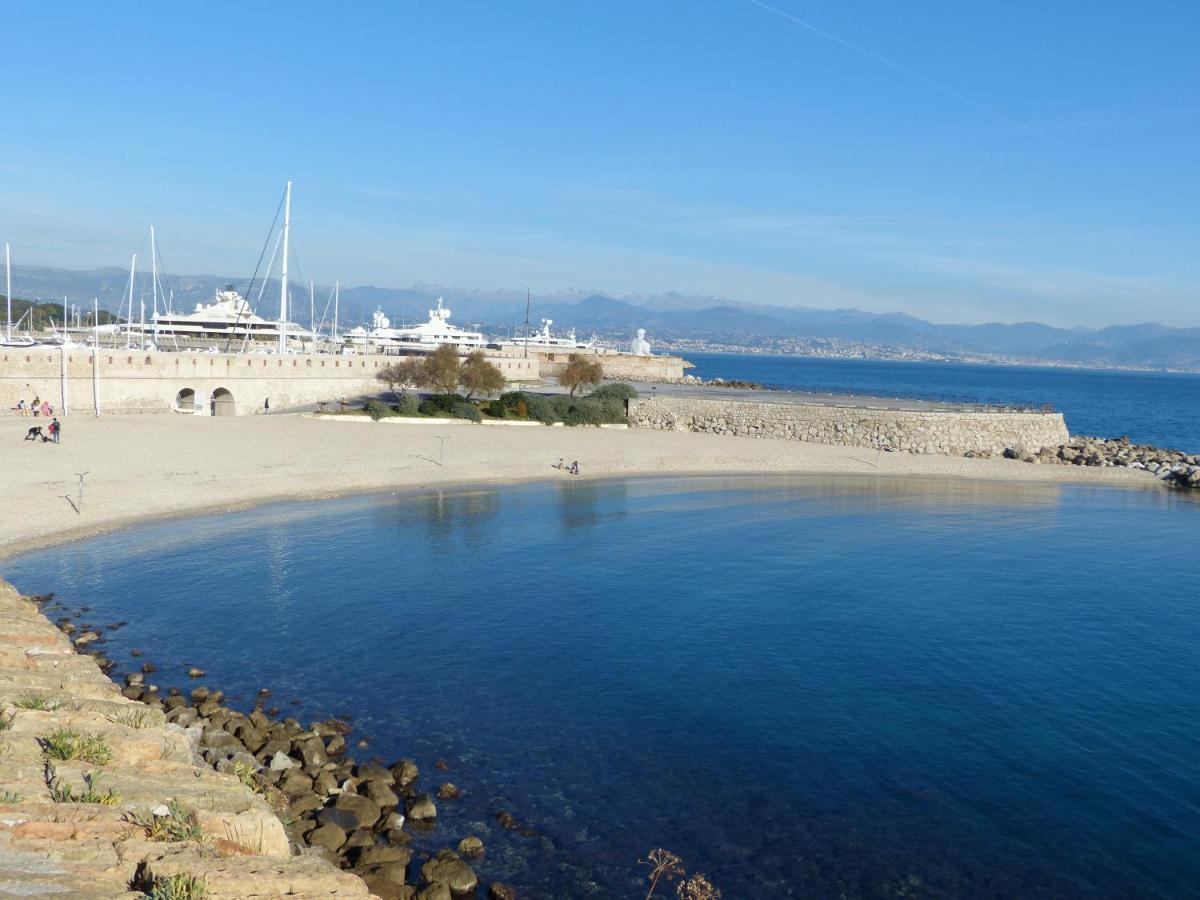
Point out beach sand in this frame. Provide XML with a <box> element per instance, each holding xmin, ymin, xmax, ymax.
<box><xmin>0</xmin><ymin>413</ymin><xmax>1158</xmax><ymax>560</ymax></box>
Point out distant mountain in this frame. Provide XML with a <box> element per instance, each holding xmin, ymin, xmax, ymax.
<box><xmin>3</xmin><ymin>264</ymin><xmax>1197</xmax><ymax>370</ymax></box>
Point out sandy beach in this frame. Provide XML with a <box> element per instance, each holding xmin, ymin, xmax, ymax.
<box><xmin>0</xmin><ymin>413</ymin><xmax>1159</xmax><ymax>561</ymax></box>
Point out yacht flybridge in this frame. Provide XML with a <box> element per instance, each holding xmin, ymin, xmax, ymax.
<box><xmin>147</xmin><ymin>285</ymin><xmax>311</xmax><ymax>342</ymax></box>
<box><xmin>344</xmin><ymin>298</ymin><xmax>486</xmax><ymax>352</ymax></box>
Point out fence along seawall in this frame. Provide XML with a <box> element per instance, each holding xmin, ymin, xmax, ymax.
<box><xmin>628</xmin><ymin>396</ymin><xmax>1071</xmax><ymax>455</ymax></box>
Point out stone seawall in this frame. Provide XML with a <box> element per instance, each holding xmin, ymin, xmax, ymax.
<box><xmin>629</xmin><ymin>396</ymin><xmax>1070</xmax><ymax>456</ymax></box>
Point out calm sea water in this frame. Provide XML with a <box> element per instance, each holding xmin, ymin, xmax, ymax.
<box><xmin>6</xmin><ymin>478</ymin><xmax>1200</xmax><ymax>898</ymax></box>
<box><xmin>682</xmin><ymin>353</ymin><xmax>1200</xmax><ymax>452</ymax></box>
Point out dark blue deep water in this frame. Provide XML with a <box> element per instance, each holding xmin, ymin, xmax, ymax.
<box><xmin>6</xmin><ymin>477</ymin><xmax>1200</xmax><ymax>898</ymax></box>
<box><xmin>683</xmin><ymin>353</ymin><xmax>1200</xmax><ymax>451</ymax></box>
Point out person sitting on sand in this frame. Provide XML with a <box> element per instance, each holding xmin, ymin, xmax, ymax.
<box><xmin>31</xmin><ymin>396</ymin><xmax>40</xmax><ymax>416</ymax></box>
<box><xmin>553</xmin><ymin>457</ymin><xmax>565</xmax><ymax>469</ymax></box>
<box><xmin>569</xmin><ymin>460</ymin><xmax>580</xmax><ymax>475</ymax></box>
<box><xmin>41</xmin><ymin>401</ymin><xmax>51</xmax><ymax>417</ymax></box>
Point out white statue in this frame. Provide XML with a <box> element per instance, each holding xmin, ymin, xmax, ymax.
<box><xmin>630</xmin><ymin>327</ymin><xmax>652</xmax><ymax>356</ymax></box>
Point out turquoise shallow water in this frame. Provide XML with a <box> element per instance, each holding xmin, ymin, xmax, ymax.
<box><xmin>5</xmin><ymin>476</ymin><xmax>1200</xmax><ymax>898</ymax></box>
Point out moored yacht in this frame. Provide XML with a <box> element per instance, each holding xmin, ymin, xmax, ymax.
<box><xmin>344</xmin><ymin>298</ymin><xmax>486</xmax><ymax>352</ymax></box>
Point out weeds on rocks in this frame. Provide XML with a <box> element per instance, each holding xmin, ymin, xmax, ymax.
<box><xmin>642</xmin><ymin>849</ymin><xmax>721</xmax><ymax>900</ymax></box>
<box><xmin>49</xmin><ymin>771</ymin><xmax>121</xmax><ymax>806</ymax></box>
<box><xmin>0</xmin><ymin>710</ymin><xmax>14</xmax><ymax>731</ymax></box>
<box><xmin>232</xmin><ymin>760</ymin><xmax>286</xmax><ymax>812</ymax></box>
<box><xmin>148</xmin><ymin>873</ymin><xmax>208</xmax><ymax>900</ymax></box>
<box><xmin>127</xmin><ymin>801</ymin><xmax>205</xmax><ymax>843</ymax></box>
<box><xmin>43</xmin><ymin>728</ymin><xmax>114</xmax><ymax>765</ymax></box>
<box><xmin>106</xmin><ymin>709</ymin><xmax>151</xmax><ymax>729</ymax></box>
<box><xmin>14</xmin><ymin>693</ymin><xmax>59</xmax><ymax>710</ymax></box>
<box><xmin>0</xmin><ymin>790</ymin><xmax>21</xmax><ymax>804</ymax></box>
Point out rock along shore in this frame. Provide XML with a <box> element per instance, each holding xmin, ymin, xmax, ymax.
<box><xmin>0</xmin><ymin>581</ymin><xmax>519</xmax><ymax>900</ymax></box>
<box><xmin>990</xmin><ymin>435</ymin><xmax>1200</xmax><ymax>489</ymax></box>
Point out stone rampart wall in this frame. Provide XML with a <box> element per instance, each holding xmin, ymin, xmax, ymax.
<box><xmin>628</xmin><ymin>396</ymin><xmax>1069</xmax><ymax>455</ymax></box>
<box><xmin>532</xmin><ymin>349</ymin><xmax>687</xmax><ymax>381</ymax></box>
<box><xmin>0</xmin><ymin>348</ymin><xmax>540</xmax><ymax>417</ymax></box>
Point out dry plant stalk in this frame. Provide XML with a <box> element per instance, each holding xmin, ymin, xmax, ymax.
<box><xmin>643</xmin><ymin>848</ymin><xmax>685</xmax><ymax>899</ymax></box>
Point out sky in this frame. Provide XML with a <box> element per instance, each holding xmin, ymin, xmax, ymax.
<box><xmin>2</xmin><ymin>1</ymin><xmax>1198</xmax><ymax>327</ymax></box>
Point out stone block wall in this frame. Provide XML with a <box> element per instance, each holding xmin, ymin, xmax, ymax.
<box><xmin>628</xmin><ymin>396</ymin><xmax>1069</xmax><ymax>455</ymax></box>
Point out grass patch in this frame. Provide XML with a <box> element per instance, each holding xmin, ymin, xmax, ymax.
<box><xmin>14</xmin><ymin>694</ymin><xmax>59</xmax><ymax>711</ymax></box>
<box><xmin>149</xmin><ymin>873</ymin><xmax>208</xmax><ymax>900</ymax></box>
<box><xmin>0</xmin><ymin>710</ymin><xmax>14</xmax><ymax>731</ymax></box>
<box><xmin>128</xmin><ymin>800</ymin><xmax>205</xmax><ymax>843</ymax></box>
<box><xmin>231</xmin><ymin>761</ymin><xmax>287</xmax><ymax>812</ymax></box>
<box><xmin>49</xmin><ymin>772</ymin><xmax>121</xmax><ymax>806</ymax></box>
<box><xmin>0</xmin><ymin>790</ymin><xmax>21</xmax><ymax>804</ymax></box>
<box><xmin>106</xmin><ymin>709</ymin><xmax>151</xmax><ymax>729</ymax></box>
<box><xmin>43</xmin><ymin>728</ymin><xmax>114</xmax><ymax>765</ymax></box>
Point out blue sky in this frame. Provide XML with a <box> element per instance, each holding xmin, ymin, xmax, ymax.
<box><xmin>2</xmin><ymin>1</ymin><xmax>1197</xmax><ymax>326</ymax></box>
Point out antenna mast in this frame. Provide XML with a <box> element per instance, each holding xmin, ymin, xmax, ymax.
<box><xmin>278</xmin><ymin>180</ymin><xmax>292</xmax><ymax>353</ymax></box>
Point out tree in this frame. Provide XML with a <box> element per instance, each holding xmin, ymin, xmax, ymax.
<box><xmin>459</xmin><ymin>351</ymin><xmax>507</xmax><ymax>399</ymax></box>
<box><xmin>376</xmin><ymin>356</ymin><xmax>424</xmax><ymax>400</ymax></box>
<box><xmin>421</xmin><ymin>344</ymin><xmax>462</xmax><ymax>395</ymax></box>
<box><xmin>560</xmin><ymin>354</ymin><xmax>604</xmax><ymax>396</ymax></box>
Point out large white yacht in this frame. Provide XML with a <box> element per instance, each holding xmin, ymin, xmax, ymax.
<box><xmin>140</xmin><ymin>284</ymin><xmax>312</xmax><ymax>344</ymax></box>
<box><xmin>507</xmin><ymin>318</ymin><xmax>593</xmax><ymax>351</ymax></box>
<box><xmin>344</xmin><ymin>298</ymin><xmax>486</xmax><ymax>352</ymax></box>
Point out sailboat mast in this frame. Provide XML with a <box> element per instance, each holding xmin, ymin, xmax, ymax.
<box><xmin>128</xmin><ymin>254</ymin><xmax>137</xmax><ymax>346</ymax></box>
<box><xmin>278</xmin><ymin>181</ymin><xmax>292</xmax><ymax>353</ymax></box>
<box><xmin>333</xmin><ymin>280</ymin><xmax>339</xmax><ymax>344</ymax></box>
<box><xmin>5</xmin><ymin>242</ymin><xmax>11</xmax><ymax>342</ymax></box>
<box><xmin>309</xmin><ymin>280</ymin><xmax>314</xmax><ymax>337</ymax></box>
<box><xmin>150</xmin><ymin>225</ymin><xmax>158</xmax><ymax>317</ymax></box>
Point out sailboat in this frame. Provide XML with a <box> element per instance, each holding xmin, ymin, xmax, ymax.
<box><xmin>2</xmin><ymin>243</ymin><xmax>37</xmax><ymax>348</ymax></box>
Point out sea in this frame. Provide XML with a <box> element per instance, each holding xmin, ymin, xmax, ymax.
<box><xmin>682</xmin><ymin>353</ymin><xmax>1200</xmax><ymax>452</ymax></box>
<box><xmin>7</xmin><ymin>475</ymin><xmax>1199</xmax><ymax>898</ymax></box>
<box><xmin>5</xmin><ymin>355</ymin><xmax>1200</xmax><ymax>898</ymax></box>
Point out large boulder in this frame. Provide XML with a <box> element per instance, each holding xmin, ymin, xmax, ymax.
<box><xmin>391</xmin><ymin>758</ymin><xmax>420</xmax><ymax>786</ymax></box>
<box><xmin>405</xmin><ymin>794</ymin><xmax>437</xmax><ymax>821</ymax></box>
<box><xmin>420</xmin><ymin>850</ymin><xmax>477</xmax><ymax>895</ymax></box>
<box><xmin>334</xmin><ymin>792</ymin><xmax>382</xmax><ymax>830</ymax></box>
<box><xmin>307</xmin><ymin>822</ymin><xmax>348</xmax><ymax>854</ymax></box>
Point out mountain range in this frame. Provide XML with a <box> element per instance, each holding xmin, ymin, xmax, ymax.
<box><xmin>6</xmin><ymin>264</ymin><xmax>1198</xmax><ymax>371</ymax></box>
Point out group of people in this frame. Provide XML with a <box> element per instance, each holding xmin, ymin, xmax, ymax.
<box><xmin>24</xmin><ymin>418</ymin><xmax>61</xmax><ymax>444</ymax></box>
<box><xmin>553</xmin><ymin>458</ymin><xmax>581</xmax><ymax>476</ymax></box>
<box><xmin>14</xmin><ymin>396</ymin><xmax>53</xmax><ymax>417</ymax></box>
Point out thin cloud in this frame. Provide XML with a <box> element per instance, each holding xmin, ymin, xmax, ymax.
<box><xmin>745</xmin><ymin>0</ymin><xmax>1059</xmax><ymax>143</ymax></box>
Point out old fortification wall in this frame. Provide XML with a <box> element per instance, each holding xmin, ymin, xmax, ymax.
<box><xmin>0</xmin><ymin>348</ymin><xmax>540</xmax><ymax>417</ymax></box>
<box><xmin>629</xmin><ymin>396</ymin><xmax>1070</xmax><ymax>455</ymax></box>
<box><xmin>532</xmin><ymin>349</ymin><xmax>688</xmax><ymax>381</ymax></box>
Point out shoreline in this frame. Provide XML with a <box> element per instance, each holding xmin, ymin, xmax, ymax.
<box><xmin>0</xmin><ymin>413</ymin><xmax>1167</xmax><ymax>564</ymax></box>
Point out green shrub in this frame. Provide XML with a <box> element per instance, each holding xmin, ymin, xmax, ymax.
<box><xmin>363</xmin><ymin>399</ymin><xmax>392</xmax><ymax>421</ymax></box>
<box><xmin>589</xmin><ymin>382</ymin><xmax>638</xmax><ymax>401</ymax></box>
<box><xmin>393</xmin><ymin>393</ymin><xmax>421</xmax><ymax>416</ymax></box>
<box><xmin>484</xmin><ymin>399</ymin><xmax>508</xmax><ymax>419</ymax></box>
<box><xmin>450</xmin><ymin>402</ymin><xmax>482</xmax><ymax>423</ymax></box>
<box><xmin>418</xmin><ymin>400</ymin><xmax>439</xmax><ymax>416</ymax></box>
<box><xmin>426</xmin><ymin>393</ymin><xmax>464</xmax><ymax>414</ymax></box>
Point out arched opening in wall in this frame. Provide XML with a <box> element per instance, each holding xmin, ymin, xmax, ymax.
<box><xmin>174</xmin><ymin>388</ymin><xmax>196</xmax><ymax>413</ymax></box>
<box><xmin>211</xmin><ymin>387</ymin><xmax>236</xmax><ymax>417</ymax></box>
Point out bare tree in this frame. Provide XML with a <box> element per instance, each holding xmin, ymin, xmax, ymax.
<box><xmin>422</xmin><ymin>344</ymin><xmax>462</xmax><ymax>395</ymax></box>
<box><xmin>376</xmin><ymin>356</ymin><xmax>424</xmax><ymax>400</ymax></box>
<box><xmin>460</xmin><ymin>351</ymin><xmax>507</xmax><ymax>399</ymax></box>
<box><xmin>560</xmin><ymin>354</ymin><xmax>604</xmax><ymax>396</ymax></box>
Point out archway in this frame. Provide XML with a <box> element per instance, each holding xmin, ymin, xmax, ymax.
<box><xmin>174</xmin><ymin>388</ymin><xmax>196</xmax><ymax>413</ymax></box>
<box><xmin>211</xmin><ymin>387</ymin><xmax>236</xmax><ymax>417</ymax></box>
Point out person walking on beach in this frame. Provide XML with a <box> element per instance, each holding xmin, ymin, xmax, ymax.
<box><xmin>49</xmin><ymin>418</ymin><xmax>60</xmax><ymax>444</ymax></box>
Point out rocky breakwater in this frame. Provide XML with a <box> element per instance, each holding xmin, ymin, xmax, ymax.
<box><xmin>995</xmin><ymin>435</ymin><xmax>1200</xmax><ymax>489</ymax></box>
<box><xmin>6</xmin><ymin>581</ymin><xmax>520</xmax><ymax>900</ymax></box>
<box><xmin>0</xmin><ymin>580</ymin><xmax>373</xmax><ymax>898</ymax></box>
<box><xmin>629</xmin><ymin>395</ymin><xmax>1069</xmax><ymax>457</ymax></box>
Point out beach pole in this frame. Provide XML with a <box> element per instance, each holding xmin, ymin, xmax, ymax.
<box><xmin>92</xmin><ymin>299</ymin><xmax>100</xmax><ymax>416</ymax></box>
